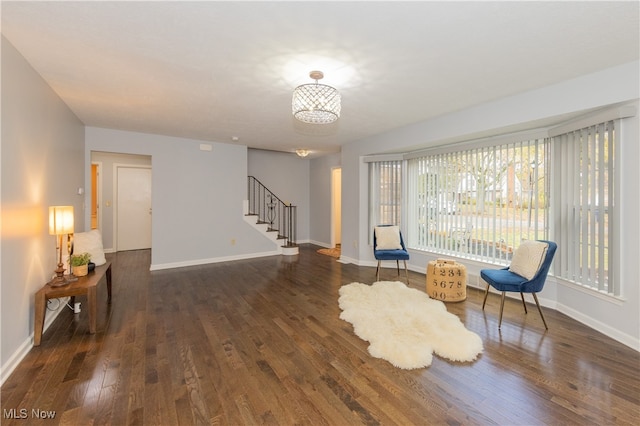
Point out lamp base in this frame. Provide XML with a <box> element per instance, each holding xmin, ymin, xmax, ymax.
<box><xmin>47</xmin><ymin>276</ymin><xmax>71</xmax><ymax>287</ymax></box>
<box><xmin>48</xmin><ymin>275</ymin><xmax>79</xmax><ymax>287</ymax></box>
<box><xmin>48</xmin><ymin>264</ymin><xmax>77</xmax><ymax>287</ymax></box>
<box><xmin>48</xmin><ymin>275</ymin><xmax>70</xmax><ymax>287</ymax></box>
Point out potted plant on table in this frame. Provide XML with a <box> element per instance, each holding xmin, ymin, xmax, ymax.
<box><xmin>69</xmin><ymin>252</ymin><xmax>92</xmax><ymax>277</ymax></box>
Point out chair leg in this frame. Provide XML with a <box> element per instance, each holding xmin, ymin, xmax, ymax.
<box><xmin>520</xmin><ymin>292</ymin><xmax>528</xmax><ymax>314</ymax></box>
<box><xmin>403</xmin><ymin>260</ymin><xmax>409</xmax><ymax>285</ymax></box>
<box><xmin>396</xmin><ymin>260</ymin><xmax>400</xmax><ymax>276</ymax></box>
<box><xmin>532</xmin><ymin>293</ymin><xmax>549</xmax><ymax>330</ymax></box>
<box><xmin>482</xmin><ymin>282</ymin><xmax>490</xmax><ymax>310</ymax></box>
<box><xmin>498</xmin><ymin>292</ymin><xmax>506</xmax><ymax>329</ymax></box>
<box><xmin>376</xmin><ymin>261</ymin><xmax>381</xmax><ymax>281</ymax></box>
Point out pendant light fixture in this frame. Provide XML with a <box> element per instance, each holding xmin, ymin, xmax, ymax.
<box><xmin>292</xmin><ymin>71</ymin><xmax>341</xmax><ymax>124</ymax></box>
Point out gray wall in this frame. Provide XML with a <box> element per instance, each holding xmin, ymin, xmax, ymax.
<box><xmin>309</xmin><ymin>152</ymin><xmax>341</xmax><ymax>247</ymax></box>
<box><xmin>85</xmin><ymin>128</ymin><xmax>276</xmax><ymax>269</ymax></box>
<box><xmin>338</xmin><ymin>61</ymin><xmax>640</xmax><ymax>349</ymax></box>
<box><xmin>1</xmin><ymin>37</ymin><xmax>85</xmax><ymax>379</ymax></box>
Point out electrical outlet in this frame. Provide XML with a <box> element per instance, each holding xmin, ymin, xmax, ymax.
<box><xmin>231</xmin><ymin>238</ymin><xmax>236</xmax><ymax>246</ymax></box>
<box><xmin>353</xmin><ymin>240</ymin><xmax>358</xmax><ymax>248</ymax></box>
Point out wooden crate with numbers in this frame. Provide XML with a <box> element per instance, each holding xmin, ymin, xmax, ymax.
<box><xmin>426</xmin><ymin>258</ymin><xmax>467</xmax><ymax>302</ymax></box>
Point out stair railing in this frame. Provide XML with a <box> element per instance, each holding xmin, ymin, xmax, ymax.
<box><xmin>247</xmin><ymin>176</ymin><xmax>298</xmax><ymax>248</ymax></box>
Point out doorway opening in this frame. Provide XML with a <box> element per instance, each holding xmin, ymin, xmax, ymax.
<box><xmin>331</xmin><ymin>168</ymin><xmax>342</xmax><ymax>249</ymax></box>
<box><xmin>91</xmin><ymin>162</ymin><xmax>101</xmax><ymax>229</ymax></box>
<box><xmin>90</xmin><ymin>152</ymin><xmax>152</xmax><ymax>253</ymax></box>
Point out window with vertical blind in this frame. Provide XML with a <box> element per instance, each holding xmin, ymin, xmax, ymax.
<box><xmin>368</xmin><ymin>108</ymin><xmax>630</xmax><ymax>296</ymax></box>
<box><xmin>368</xmin><ymin>160</ymin><xmax>403</xmax><ymax>231</ymax></box>
<box><xmin>406</xmin><ymin>138</ymin><xmax>550</xmax><ymax>263</ymax></box>
<box><xmin>553</xmin><ymin>120</ymin><xmax>616</xmax><ymax>295</ymax></box>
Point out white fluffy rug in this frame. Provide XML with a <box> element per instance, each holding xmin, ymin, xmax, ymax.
<box><xmin>338</xmin><ymin>281</ymin><xmax>483</xmax><ymax>369</ymax></box>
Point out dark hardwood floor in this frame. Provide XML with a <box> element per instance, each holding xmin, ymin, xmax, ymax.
<box><xmin>2</xmin><ymin>245</ymin><xmax>639</xmax><ymax>425</ymax></box>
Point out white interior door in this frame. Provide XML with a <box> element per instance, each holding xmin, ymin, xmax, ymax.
<box><xmin>116</xmin><ymin>166</ymin><xmax>152</xmax><ymax>251</ymax></box>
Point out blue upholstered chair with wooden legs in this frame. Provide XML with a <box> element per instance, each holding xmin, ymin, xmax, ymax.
<box><xmin>373</xmin><ymin>225</ymin><xmax>410</xmax><ymax>284</ymax></box>
<box><xmin>481</xmin><ymin>240</ymin><xmax>557</xmax><ymax>330</ymax></box>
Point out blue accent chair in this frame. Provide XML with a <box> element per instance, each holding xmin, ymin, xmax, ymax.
<box><xmin>481</xmin><ymin>240</ymin><xmax>557</xmax><ymax>330</ymax></box>
<box><xmin>373</xmin><ymin>225</ymin><xmax>410</xmax><ymax>284</ymax></box>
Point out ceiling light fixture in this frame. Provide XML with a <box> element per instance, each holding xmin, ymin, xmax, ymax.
<box><xmin>295</xmin><ymin>149</ymin><xmax>310</xmax><ymax>158</ymax></box>
<box><xmin>292</xmin><ymin>71</ymin><xmax>341</xmax><ymax>124</ymax></box>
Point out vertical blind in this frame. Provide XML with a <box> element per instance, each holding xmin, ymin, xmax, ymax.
<box><xmin>368</xmin><ymin>112</ymin><xmax>626</xmax><ymax>296</ymax></box>
<box><xmin>406</xmin><ymin>139</ymin><xmax>549</xmax><ymax>263</ymax></box>
<box><xmin>369</xmin><ymin>160</ymin><xmax>403</xmax><ymax>232</ymax></box>
<box><xmin>555</xmin><ymin>120</ymin><xmax>615</xmax><ymax>295</ymax></box>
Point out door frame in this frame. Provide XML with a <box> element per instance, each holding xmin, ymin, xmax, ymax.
<box><xmin>91</xmin><ymin>161</ymin><xmax>103</xmax><ymax>231</ymax></box>
<box><xmin>331</xmin><ymin>167</ymin><xmax>342</xmax><ymax>248</ymax></box>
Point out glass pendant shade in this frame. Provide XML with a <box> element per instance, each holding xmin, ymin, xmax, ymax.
<box><xmin>292</xmin><ymin>71</ymin><xmax>341</xmax><ymax>124</ymax></box>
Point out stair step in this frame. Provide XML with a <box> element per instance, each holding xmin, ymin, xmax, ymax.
<box><xmin>245</xmin><ymin>181</ymin><xmax>297</xmax><ymax>256</ymax></box>
<box><xmin>282</xmin><ymin>245</ymin><xmax>299</xmax><ymax>256</ymax></box>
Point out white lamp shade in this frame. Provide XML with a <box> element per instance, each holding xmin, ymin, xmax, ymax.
<box><xmin>49</xmin><ymin>206</ymin><xmax>74</xmax><ymax>235</ymax></box>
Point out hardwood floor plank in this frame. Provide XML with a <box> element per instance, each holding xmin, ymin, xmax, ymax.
<box><xmin>2</xmin><ymin>246</ymin><xmax>639</xmax><ymax>425</ymax></box>
<box><xmin>108</xmin><ymin>340</ymin><xmax>135</xmax><ymax>425</ymax></box>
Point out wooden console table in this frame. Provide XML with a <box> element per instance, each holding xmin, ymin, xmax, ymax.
<box><xmin>34</xmin><ymin>262</ymin><xmax>112</xmax><ymax>346</ymax></box>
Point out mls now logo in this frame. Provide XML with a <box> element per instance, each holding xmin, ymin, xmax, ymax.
<box><xmin>3</xmin><ymin>408</ymin><xmax>56</xmax><ymax>419</ymax></box>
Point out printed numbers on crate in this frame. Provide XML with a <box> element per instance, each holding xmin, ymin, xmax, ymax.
<box><xmin>437</xmin><ymin>269</ymin><xmax>462</xmax><ymax>277</ymax></box>
<box><xmin>432</xmin><ymin>280</ymin><xmax>462</xmax><ymax>289</ymax></box>
<box><xmin>427</xmin><ymin>261</ymin><xmax>467</xmax><ymax>302</ymax></box>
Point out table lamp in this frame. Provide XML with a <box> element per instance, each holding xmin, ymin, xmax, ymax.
<box><xmin>48</xmin><ymin>206</ymin><xmax>74</xmax><ymax>287</ymax></box>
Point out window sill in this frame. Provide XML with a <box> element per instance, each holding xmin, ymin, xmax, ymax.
<box><xmin>554</xmin><ymin>276</ymin><xmax>626</xmax><ymax>305</ymax></box>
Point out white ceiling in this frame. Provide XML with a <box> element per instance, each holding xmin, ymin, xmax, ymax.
<box><xmin>2</xmin><ymin>1</ymin><xmax>639</xmax><ymax>157</ymax></box>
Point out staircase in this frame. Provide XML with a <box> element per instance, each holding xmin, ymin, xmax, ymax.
<box><xmin>244</xmin><ymin>176</ymin><xmax>299</xmax><ymax>255</ymax></box>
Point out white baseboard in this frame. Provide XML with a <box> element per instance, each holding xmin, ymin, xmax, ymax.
<box><xmin>337</xmin><ymin>256</ymin><xmax>356</xmax><ymax>265</ymax></box>
<box><xmin>470</xmin><ymin>273</ymin><xmax>639</xmax><ymax>351</ymax></box>
<box><xmin>309</xmin><ymin>240</ymin><xmax>332</xmax><ymax>249</ymax></box>
<box><xmin>150</xmin><ymin>250</ymin><xmax>281</xmax><ymax>271</ymax></box>
<box><xmin>1</xmin><ymin>297</ymin><xmax>69</xmax><ymax>386</ymax></box>
<box><xmin>555</xmin><ymin>302</ymin><xmax>639</xmax><ymax>351</ymax></box>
